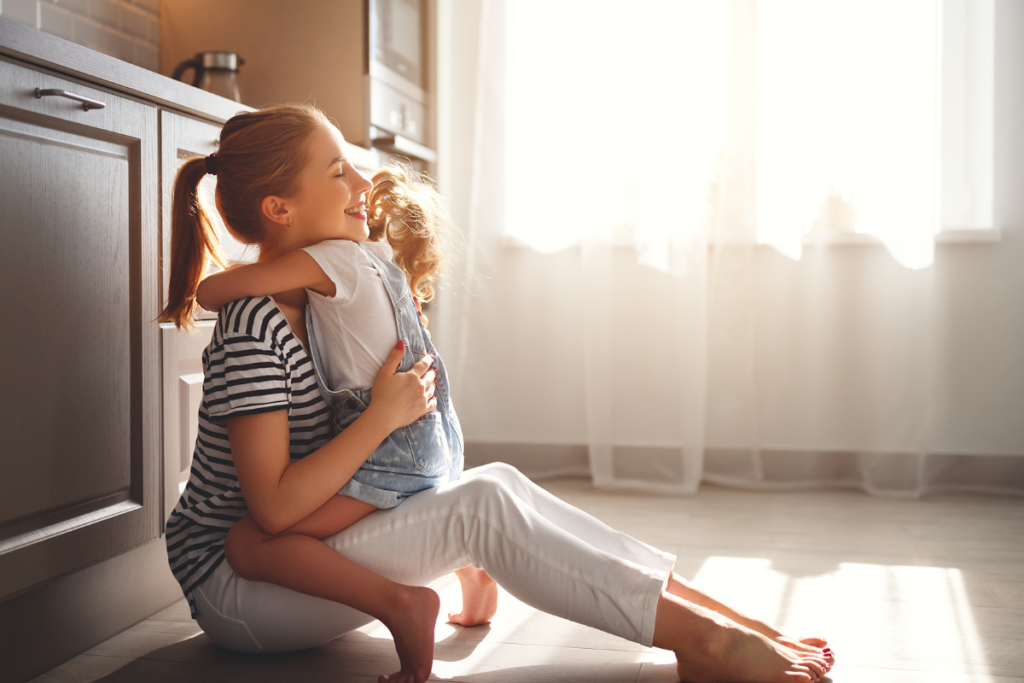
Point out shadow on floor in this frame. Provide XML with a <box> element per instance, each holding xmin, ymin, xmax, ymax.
<box><xmin>74</xmin><ymin>625</ymin><xmax>653</xmax><ymax>683</ymax></box>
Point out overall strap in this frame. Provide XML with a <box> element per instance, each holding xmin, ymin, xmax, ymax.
<box><xmin>304</xmin><ymin>304</ymin><xmax>345</xmax><ymax>399</ymax></box>
<box><xmin>358</xmin><ymin>242</ymin><xmax>428</xmax><ymax>361</ymax></box>
<box><xmin>358</xmin><ymin>242</ymin><xmax>409</xmax><ymax>309</ymax></box>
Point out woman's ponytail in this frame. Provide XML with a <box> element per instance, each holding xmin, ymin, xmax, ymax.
<box><xmin>159</xmin><ymin>156</ymin><xmax>226</xmax><ymax>331</ymax></box>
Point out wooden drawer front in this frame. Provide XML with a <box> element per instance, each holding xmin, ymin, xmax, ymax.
<box><xmin>0</xmin><ymin>57</ymin><xmax>160</xmax><ymax>601</ymax></box>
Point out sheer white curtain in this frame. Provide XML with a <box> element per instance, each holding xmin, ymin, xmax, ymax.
<box><xmin>449</xmin><ymin>0</ymin><xmax>1016</xmax><ymax>497</ymax></box>
<box><xmin>503</xmin><ymin>0</ymin><xmax>731</xmax><ymax>493</ymax></box>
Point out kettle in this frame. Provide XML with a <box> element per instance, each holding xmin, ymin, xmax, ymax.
<box><xmin>172</xmin><ymin>52</ymin><xmax>245</xmax><ymax>102</ymax></box>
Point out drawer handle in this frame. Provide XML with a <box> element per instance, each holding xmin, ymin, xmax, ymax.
<box><xmin>35</xmin><ymin>88</ymin><xmax>106</xmax><ymax>111</ymax></box>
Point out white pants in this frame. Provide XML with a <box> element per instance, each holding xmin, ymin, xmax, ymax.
<box><xmin>193</xmin><ymin>463</ymin><xmax>675</xmax><ymax>653</ymax></box>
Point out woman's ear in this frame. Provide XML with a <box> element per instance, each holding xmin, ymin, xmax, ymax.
<box><xmin>260</xmin><ymin>195</ymin><xmax>292</xmax><ymax>228</ymax></box>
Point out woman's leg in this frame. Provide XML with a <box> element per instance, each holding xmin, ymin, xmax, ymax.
<box><xmin>328</xmin><ymin>469</ymin><xmax>670</xmax><ymax>646</ymax></box>
<box><xmin>469</xmin><ymin>463</ymin><xmax>675</xmax><ymax>571</ymax></box>
<box><xmin>443</xmin><ymin>462</ymin><xmax>671</xmax><ymax>628</ymax></box>
<box><xmin>471</xmin><ymin>464</ymin><xmax>833</xmax><ymax>664</ymax></box>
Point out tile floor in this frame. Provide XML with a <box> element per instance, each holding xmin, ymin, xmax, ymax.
<box><xmin>31</xmin><ymin>480</ymin><xmax>1024</xmax><ymax>682</ymax></box>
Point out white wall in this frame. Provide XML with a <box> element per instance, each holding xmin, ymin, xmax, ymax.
<box><xmin>0</xmin><ymin>0</ymin><xmax>159</xmax><ymax>70</ymax></box>
<box><xmin>436</xmin><ymin>0</ymin><xmax>1024</xmax><ymax>462</ymax></box>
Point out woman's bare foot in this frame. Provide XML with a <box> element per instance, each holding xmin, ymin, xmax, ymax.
<box><xmin>775</xmin><ymin>636</ymin><xmax>834</xmax><ymax>668</ymax></box>
<box><xmin>378</xmin><ymin>586</ymin><xmax>440</xmax><ymax>683</ymax></box>
<box><xmin>733</xmin><ymin>620</ymin><xmax>833</xmax><ymax>667</ymax></box>
<box><xmin>731</xmin><ymin>622</ymin><xmax>834</xmax><ymax>669</ymax></box>
<box><xmin>654</xmin><ymin>592</ymin><xmax>830</xmax><ymax>683</ymax></box>
<box><xmin>677</xmin><ymin>627</ymin><xmax>831</xmax><ymax>683</ymax></box>
<box><xmin>448</xmin><ymin>566</ymin><xmax>498</xmax><ymax>626</ymax></box>
<box><xmin>665</xmin><ymin>575</ymin><xmax>834</xmax><ymax>669</ymax></box>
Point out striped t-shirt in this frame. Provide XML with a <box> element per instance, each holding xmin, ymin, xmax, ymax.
<box><xmin>165</xmin><ymin>296</ymin><xmax>333</xmax><ymax>616</ymax></box>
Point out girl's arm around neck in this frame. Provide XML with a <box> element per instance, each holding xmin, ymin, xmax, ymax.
<box><xmin>196</xmin><ymin>250</ymin><xmax>335</xmax><ymax>311</ymax></box>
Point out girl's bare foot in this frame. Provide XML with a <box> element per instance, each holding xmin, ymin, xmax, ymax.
<box><xmin>378</xmin><ymin>586</ymin><xmax>440</xmax><ymax>683</ymax></box>
<box><xmin>448</xmin><ymin>566</ymin><xmax>498</xmax><ymax>626</ymax></box>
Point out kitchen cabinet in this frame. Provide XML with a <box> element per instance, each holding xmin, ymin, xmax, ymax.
<box><xmin>0</xmin><ymin>18</ymin><xmax>236</xmax><ymax>683</ymax></box>
<box><xmin>0</xmin><ymin>53</ymin><xmax>168</xmax><ymax>682</ymax></box>
<box><xmin>0</xmin><ymin>55</ymin><xmax>162</xmax><ymax>603</ymax></box>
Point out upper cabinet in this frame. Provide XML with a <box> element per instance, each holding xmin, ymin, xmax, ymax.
<box><xmin>159</xmin><ymin>0</ymin><xmax>436</xmax><ymax>166</ymax></box>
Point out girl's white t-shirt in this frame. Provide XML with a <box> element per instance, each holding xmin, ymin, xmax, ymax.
<box><xmin>302</xmin><ymin>239</ymin><xmax>399</xmax><ymax>391</ymax></box>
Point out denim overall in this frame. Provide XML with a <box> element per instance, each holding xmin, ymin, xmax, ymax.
<box><xmin>305</xmin><ymin>242</ymin><xmax>464</xmax><ymax>509</ymax></box>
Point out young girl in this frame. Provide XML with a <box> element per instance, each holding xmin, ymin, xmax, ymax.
<box><xmin>162</xmin><ymin>103</ymin><xmax>478</xmax><ymax>683</ymax></box>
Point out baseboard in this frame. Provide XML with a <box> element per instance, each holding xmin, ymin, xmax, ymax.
<box><xmin>0</xmin><ymin>538</ymin><xmax>183</xmax><ymax>683</ymax></box>
<box><xmin>464</xmin><ymin>442</ymin><xmax>1024</xmax><ymax>497</ymax></box>
<box><xmin>464</xmin><ymin>442</ymin><xmax>591</xmax><ymax>480</ymax></box>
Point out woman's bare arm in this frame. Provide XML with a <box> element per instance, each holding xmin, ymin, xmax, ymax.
<box><xmin>228</xmin><ymin>343</ymin><xmax>437</xmax><ymax>534</ymax></box>
<box><xmin>197</xmin><ymin>249</ymin><xmax>336</xmax><ymax>311</ymax></box>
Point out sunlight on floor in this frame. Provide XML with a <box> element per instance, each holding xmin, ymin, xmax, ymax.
<box><xmin>687</xmin><ymin>556</ymin><xmax>995</xmax><ymax>680</ymax></box>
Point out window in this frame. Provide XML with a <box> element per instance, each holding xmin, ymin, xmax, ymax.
<box><xmin>501</xmin><ymin>0</ymin><xmax>995</xmax><ymax>268</ymax></box>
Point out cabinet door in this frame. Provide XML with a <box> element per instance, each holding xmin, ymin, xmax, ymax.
<box><xmin>0</xmin><ymin>59</ymin><xmax>161</xmax><ymax>600</ymax></box>
<box><xmin>160</xmin><ymin>320</ymin><xmax>213</xmax><ymax>527</ymax></box>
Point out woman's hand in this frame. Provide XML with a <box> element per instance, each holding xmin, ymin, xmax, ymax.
<box><xmin>367</xmin><ymin>340</ymin><xmax>437</xmax><ymax>433</ymax></box>
<box><xmin>229</xmin><ymin>342</ymin><xmax>436</xmax><ymax>535</ymax></box>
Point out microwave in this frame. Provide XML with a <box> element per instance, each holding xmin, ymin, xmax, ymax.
<box><xmin>367</xmin><ymin>0</ymin><xmax>432</xmax><ymax>158</ymax></box>
<box><xmin>369</xmin><ymin>0</ymin><xmax>423</xmax><ymax>88</ymax></box>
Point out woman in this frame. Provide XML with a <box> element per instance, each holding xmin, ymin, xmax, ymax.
<box><xmin>161</xmin><ymin>104</ymin><xmax>834</xmax><ymax>683</ymax></box>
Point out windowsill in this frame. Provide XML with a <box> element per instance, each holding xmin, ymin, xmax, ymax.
<box><xmin>933</xmin><ymin>228</ymin><xmax>1003</xmax><ymax>244</ymax></box>
<box><xmin>498</xmin><ymin>228</ymin><xmax>1003</xmax><ymax>250</ymax></box>
<box><xmin>799</xmin><ymin>228</ymin><xmax>1002</xmax><ymax>245</ymax></box>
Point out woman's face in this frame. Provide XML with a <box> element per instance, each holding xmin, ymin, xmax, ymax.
<box><xmin>288</xmin><ymin>122</ymin><xmax>373</xmax><ymax>245</ymax></box>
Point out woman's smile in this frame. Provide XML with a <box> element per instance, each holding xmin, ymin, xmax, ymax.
<box><xmin>345</xmin><ymin>201</ymin><xmax>367</xmax><ymax>221</ymax></box>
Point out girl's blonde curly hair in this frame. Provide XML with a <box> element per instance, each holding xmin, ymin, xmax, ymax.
<box><xmin>366</xmin><ymin>163</ymin><xmax>451</xmax><ymax>306</ymax></box>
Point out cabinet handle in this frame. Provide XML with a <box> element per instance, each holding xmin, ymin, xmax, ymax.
<box><xmin>35</xmin><ymin>88</ymin><xmax>106</xmax><ymax>111</ymax></box>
